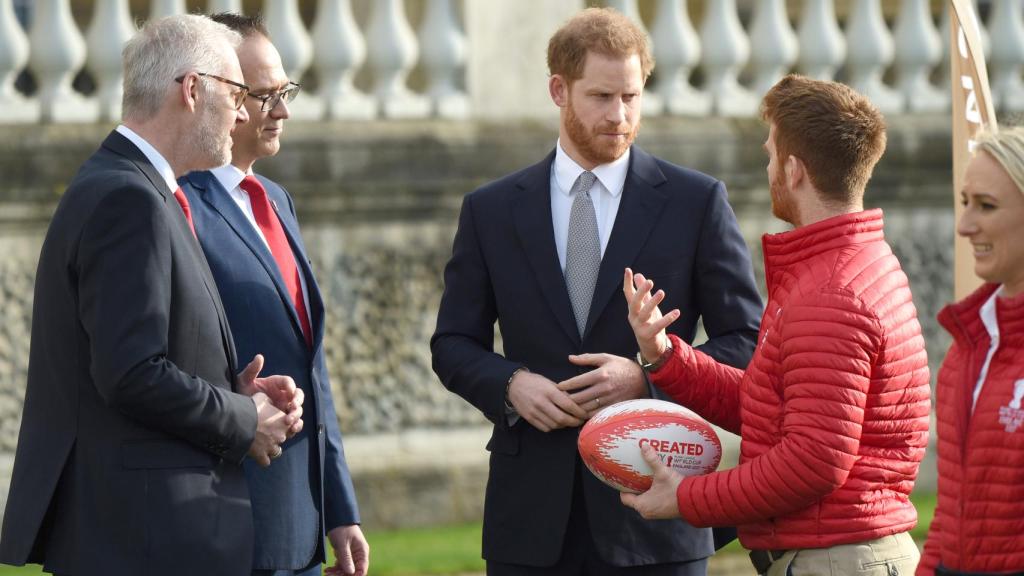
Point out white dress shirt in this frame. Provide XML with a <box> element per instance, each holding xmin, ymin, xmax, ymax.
<box><xmin>551</xmin><ymin>140</ymin><xmax>630</xmax><ymax>271</ymax></box>
<box><xmin>115</xmin><ymin>125</ymin><xmax>178</xmax><ymax>194</ymax></box>
<box><xmin>209</xmin><ymin>163</ymin><xmax>313</xmax><ymax>332</ymax></box>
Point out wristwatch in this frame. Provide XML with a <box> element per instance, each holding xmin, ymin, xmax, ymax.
<box><xmin>636</xmin><ymin>342</ymin><xmax>674</xmax><ymax>373</ymax></box>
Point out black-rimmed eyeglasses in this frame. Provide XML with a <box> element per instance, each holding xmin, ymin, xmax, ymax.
<box><xmin>249</xmin><ymin>82</ymin><xmax>301</xmax><ymax>112</ymax></box>
<box><xmin>175</xmin><ymin>72</ymin><xmax>250</xmax><ymax>110</ymax></box>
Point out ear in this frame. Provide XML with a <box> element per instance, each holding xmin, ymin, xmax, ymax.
<box><xmin>784</xmin><ymin>154</ymin><xmax>805</xmax><ymax>190</ymax></box>
<box><xmin>179</xmin><ymin>72</ymin><xmax>200</xmax><ymax>113</ymax></box>
<box><xmin>549</xmin><ymin>74</ymin><xmax>569</xmax><ymax>108</ymax></box>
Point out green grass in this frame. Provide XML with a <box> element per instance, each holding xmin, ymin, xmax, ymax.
<box><xmin>0</xmin><ymin>493</ymin><xmax>938</xmax><ymax>576</ymax></box>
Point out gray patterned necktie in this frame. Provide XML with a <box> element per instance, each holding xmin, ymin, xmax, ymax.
<box><xmin>564</xmin><ymin>171</ymin><xmax>600</xmax><ymax>336</ymax></box>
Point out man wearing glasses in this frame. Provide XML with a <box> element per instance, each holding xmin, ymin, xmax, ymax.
<box><xmin>179</xmin><ymin>13</ymin><xmax>368</xmax><ymax>576</ymax></box>
<box><xmin>0</xmin><ymin>14</ymin><xmax>304</xmax><ymax>576</ymax></box>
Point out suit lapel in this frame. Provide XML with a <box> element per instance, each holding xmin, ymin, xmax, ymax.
<box><xmin>103</xmin><ymin>132</ymin><xmax>239</xmax><ymax>372</ymax></box>
<box><xmin>187</xmin><ymin>171</ymin><xmax>310</xmax><ymax>347</ymax></box>
<box><xmin>512</xmin><ymin>151</ymin><xmax>581</xmax><ymax>345</ymax></box>
<box><xmin>584</xmin><ymin>147</ymin><xmax>669</xmax><ymax>337</ymax></box>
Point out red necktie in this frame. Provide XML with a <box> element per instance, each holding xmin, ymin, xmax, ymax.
<box><xmin>240</xmin><ymin>175</ymin><xmax>312</xmax><ymax>347</ymax></box>
<box><xmin>173</xmin><ymin>187</ymin><xmax>197</xmax><ymax>238</ymax></box>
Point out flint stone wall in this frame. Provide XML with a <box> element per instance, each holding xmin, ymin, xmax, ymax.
<box><xmin>0</xmin><ymin>116</ymin><xmax>951</xmax><ymax>528</ymax></box>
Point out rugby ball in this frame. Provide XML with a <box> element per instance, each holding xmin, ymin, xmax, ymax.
<box><xmin>578</xmin><ymin>399</ymin><xmax>721</xmax><ymax>494</ymax></box>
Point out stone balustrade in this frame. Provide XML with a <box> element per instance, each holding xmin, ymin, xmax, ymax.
<box><xmin>0</xmin><ymin>0</ymin><xmax>1021</xmax><ymax>124</ymax></box>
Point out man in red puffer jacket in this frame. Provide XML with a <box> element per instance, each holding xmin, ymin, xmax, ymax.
<box><xmin>619</xmin><ymin>75</ymin><xmax>932</xmax><ymax>576</ymax></box>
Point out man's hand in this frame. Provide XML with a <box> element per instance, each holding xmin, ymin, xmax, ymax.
<box><xmin>247</xmin><ymin>392</ymin><xmax>295</xmax><ymax>467</ymax></box>
<box><xmin>237</xmin><ymin>354</ymin><xmax>304</xmax><ymax>436</ymax></box>
<box><xmin>624</xmin><ymin>268</ymin><xmax>678</xmax><ymax>365</ymax></box>
<box><xmin>620</xmin><ymin>445</ymin><xmax>684</xmax><ymax>520</ymax></box>
<box><xmin>507</xmin><ymin>370</ymin><xmax>588</xmax><ymax>432</ymax></box>
<box><xmin>324</xmin><ymin>524</ymin><xmax>370</xmax><ymax>576</ymax></box>
<box><xmin>558</xmin><ymin>353</ymin><xmax>647</xmax><ymax>417</ymax></box>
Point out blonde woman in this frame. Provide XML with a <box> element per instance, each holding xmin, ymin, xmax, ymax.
<box><xmin>918</xmin><ymin>128</ymin><xmax>1024</xmax><ymax>576</ymax></box>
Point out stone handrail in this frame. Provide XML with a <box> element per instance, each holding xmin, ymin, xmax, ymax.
<box><xmin>0</xmin><ymin>0</ymin><xmax>1020</xmax><ymax>123</ymax></box>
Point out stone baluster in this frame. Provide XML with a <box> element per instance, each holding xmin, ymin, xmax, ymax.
<box><xmin>987</xmin><ymin>0</ymin><xmax>1024</xmax><ymax>112</ymax></box>
<box><xmin>937</xmin><ymin>1</ymin><xmax>952</xmax><ymax>93</ymax></box>
<box><xmin>207</xmin><ymin>0</ymin><xmax>242</xmax><ymax>13</ymax></box>
<box><xmin>938</xmin><ymin>0</ymin><xmax>990</xmax><ymax>92</ymax></box>
<box><xmin>264</xmin><ymin>0</ymin><xmax>319</xmax><ymax>119</ymax></box>
<box><xmin>86</xmin><ymin>0</ymin><xmax>135</xmax><ymax>121</ymax></box>
<box><xmin>894</xmin><ymin>0</ymin><xmax>946</xmax><ymax>112</ymax></box>
<box><xmin>845</xmin><ymin>0</ymin><xmax>904</xmax><ymax>113</ymax></box>
<box><xmin>605</xmin><ymin>0</ymin><xmax>663</xmax><ymax>115</ymax></box>
<box><xmin>700</xmin><ymin>0</ymin><xmax>757</xmax><ymax>117</ymax></box>
<box><xmin>649</xmin><ymin>0</ymin><xmax>707</xmax><ymax>116</ymax></box>
<box><xmin>797</xmin><ymin>0</ymin><xmax>845</xmax><ymax>81</ymax></box>
<box><xmin>0</xmin><ymin>0</ymin><xmax>35</xmax><ymax>123</ymax></box>
<box><xmin>417</xmin><ymin>0</ymin><xmax>469</xmax><ymax>119</ymax></box>
<box><xmin>29</xmin><ymin>0</ymin><xmax>95</xmax><ymax>122</ymax></box>
<box><xmin>312</xmin><ymin>0</ymin><xmax>375</xmax><ymax>120</ymax></box>
<box><xmin>149</xmin><ymin>0</ymin><xmax>185</xmax><ymax>18</ymax></box>
<box><xmin>367</xmin><ymin>0</ymin><xmax>429</xmax><ymax>118</ymax></box>
<box><xmin>749</xmin><ymin>0</ymin><xmax>797</xmax><ymax>97</ymax></box>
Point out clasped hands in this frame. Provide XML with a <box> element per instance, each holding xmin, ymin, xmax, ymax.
<box><xmin>236</xmin><ymin>354</ymin><xmax>304</xmax><ymax>467</ymax></box>
<box><xmin>507</xmin><ymin>268</ymin><xmax>681</xmax><ymax>433</ymax></box>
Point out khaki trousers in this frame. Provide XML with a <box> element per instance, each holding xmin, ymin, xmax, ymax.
<box><xmin>766</xmin><ymin>532</ymin><xmax>919</xmax><ymax>576</ymax></box>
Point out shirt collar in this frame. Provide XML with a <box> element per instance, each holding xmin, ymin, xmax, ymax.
<box><xmin>115</xmin><ymin>125</ymin><xmax>178</xmax><ymax>194</ymax></box>
<box><xmin>553</xmin><ymin>139</ymin><xmax>630</xmax><ymax>198</ymax></box>
<box><xmin>210</xmin><ymin>163</ymin><xmax>251</xmax><ymax>194</ymax></box>
<box><xmin>980</xmin><ymin>285</ymin><xmax>1006</xmax><ymax>340</ymax></box>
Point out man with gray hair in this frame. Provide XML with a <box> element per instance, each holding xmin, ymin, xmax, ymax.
<box><xmin>0</xmin><ymin>14</ymin><xmax>303</xmax><ymax>576</ymax></box>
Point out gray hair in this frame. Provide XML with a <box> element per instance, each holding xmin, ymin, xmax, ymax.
<box><xmin>122</xmin><ymin>14</ymin><xmax>242</xmax><ymax>121</ymax></box>
<box><xmin>976</xmin><ymin>128</ymin><xmax>1024</xmax><ymax>196</ymax></box>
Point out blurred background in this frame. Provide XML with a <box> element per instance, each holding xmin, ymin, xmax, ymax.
<box><xmin>0</xmin><ymin>0</ymin><xmax>1019</xmax><ymax>573</ymax></box>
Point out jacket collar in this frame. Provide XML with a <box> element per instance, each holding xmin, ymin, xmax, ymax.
<box><xmin>940</xmin><ymin>283</ymin><xmax>1024</xmax><ymax>346</ymax></box>
<box><xmin>762</xmin><ymin>209</ymin><xmax>885</xmax><ymax>294</ymax></box>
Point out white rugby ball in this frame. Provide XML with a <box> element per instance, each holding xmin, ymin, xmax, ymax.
<box><xmin>578</xmin><ymin>399</ymin><xmax>721</xmax><ymax>494</ymax></box>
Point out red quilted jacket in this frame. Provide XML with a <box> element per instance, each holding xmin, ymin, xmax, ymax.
<box><xmin>917</xmin><ymin>284</ymin><xmax>1024</xmax><ymax>575</ymax></box>
<box><xmin>651</xmin><ymin>209</ymin><xmax>932</xmax><ymax>550</ymax></box>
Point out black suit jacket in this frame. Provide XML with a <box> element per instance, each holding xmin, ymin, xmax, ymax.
<box><xmin>0</xmin><ymin>131</ymin><xmax>258</xmax><ymax>576</ymax></box>
<box><xmin>431</xmin><ymin>146</ymin><xmax>762</xmax><ymax>567</ymax></box>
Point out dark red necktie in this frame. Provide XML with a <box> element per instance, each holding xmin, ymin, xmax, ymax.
<box><xmin>240</xmin><ymin>175</ymin><xmax>312</xmax><ymax>347</ymax></box>
<box><xmin>172</xmin><ymin>187</ymin><xmax>197</xmax><ymax>238</ymax></box>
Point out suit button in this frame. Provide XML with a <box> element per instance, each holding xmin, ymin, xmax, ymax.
<box><xmin>318</xmin><ymin>424</ymin><xmax>325</xmax><ymax>435</ymax></box>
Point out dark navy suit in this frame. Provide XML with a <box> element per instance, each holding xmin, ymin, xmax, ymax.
<box><xmin>0</xmin><ymin>131</ymin><xmax>257</xmax><ymax>576</ymax></box>
<box><xmin>431</xmin><ymin>146</ymin><xmax>763</xmax><ymax>573</ymax></box>
<box><xmin>180</xmin><ymin>170</ymin><xmax>359</xmax><ymax>573</ymax></box>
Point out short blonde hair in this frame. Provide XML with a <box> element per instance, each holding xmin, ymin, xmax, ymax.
<box><xmin>975</xmin><ymin>127</ymin><xmax>1024</xmax><ymax>195</ymax></box>
<box><xmin>547</xmin><ymin>7</ymin><xmax>654</xmax><ymax>83</ymax></box>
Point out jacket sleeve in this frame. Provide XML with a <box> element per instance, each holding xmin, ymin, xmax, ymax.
<box><xmin>650</xmin><ymin>334</ymin><xmax>746</xmax><ymax>433</ymax></box>
<box><xmin>691</xmin><ymin>181</ymin><xmax>762</xmax><ymax>369</ymax></box>
<box><xmin>322</xmin><ymin>382</ymin><xmax>361</xmax><ymax>529</ymax></box>
<box><xmin>676</xmin><ymin>289</ymin><xmax>880</xmax><ymax>528</ymax></box>
<box><xmin>430</xmin><ymin>194</ymin><xmax>522</xmax><ymax>426</ymax></box>
<box><xmin>77</xmin><ymin>183</ymin><xmax>257</xmax><ymax>461</ymax></box>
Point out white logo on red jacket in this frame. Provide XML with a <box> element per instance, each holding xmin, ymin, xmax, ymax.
<box><xmin>998</xmin><ymin>379</ymin><xmax>1024</xmax><ymax>433</ymax></box>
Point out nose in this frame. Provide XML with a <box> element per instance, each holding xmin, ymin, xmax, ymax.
<box><xmin>607</xmin><ymin>98</ymin><xmax>627</xmax><ymax>125</ymax></box>
<box><xmin>236</xmin><ymin>103</ymin><xmax>250</xmax><ymax>124</ymax></box>
<box><xmin>957</xmin><ymin>208</ymin><xmax>978</xmax><ymax>237</ymax></box>
<box><xmin>271</xmin><ymin>97</ymin><xmax>291</xmax><ymax>120</ymax></box>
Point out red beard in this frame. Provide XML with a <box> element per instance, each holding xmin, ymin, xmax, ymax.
<box><xmin>564</xmin><ymin>99</ymin><xmax>638</xmax><ymax>166</ymax></box>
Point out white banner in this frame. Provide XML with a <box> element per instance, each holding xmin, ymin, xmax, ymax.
<box><xmin>950</xmin><ymin>0</ymin><xmax>998</xmax><ymax>299</ymax></box>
